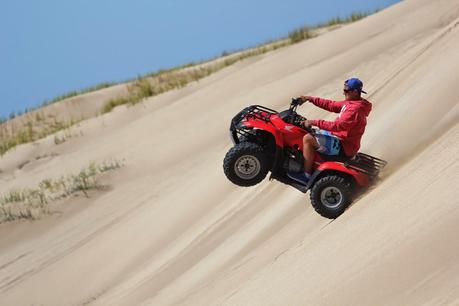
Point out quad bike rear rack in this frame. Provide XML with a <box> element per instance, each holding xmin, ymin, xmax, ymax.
<box><xmin>345</xmin><ymin>152</ymin><xmax>388</xmax><ymax>177</ymax></box>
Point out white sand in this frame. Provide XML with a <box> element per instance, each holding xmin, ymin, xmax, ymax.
<box><xmin>1</xmin><ymin>0</ymin><xmax>459</xmax><ymax>305</ymax></box>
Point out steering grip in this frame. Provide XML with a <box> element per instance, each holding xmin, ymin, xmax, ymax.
<box><xmin>304</xmin><ymin>125</ymin><xmax>314</xmax><ymax>134</ymax></box>
<box><xmin>291</xmin><ymin>97</ymin><xmax>303</xmax><ymax>106</ymax></box>
<box><xmin>288</xmin><ymin>99</ymin><xmax>314</xmax><ymax>132</ymax></box>
<box><xmin>296</xmin><ymin>116</ymin><xmax>314</xmax><ymax>133</ymax></box>
<box><xmin>294</xmin><ymin>115</ymin><xmax>307</xmax><ymax>127</ymax></box>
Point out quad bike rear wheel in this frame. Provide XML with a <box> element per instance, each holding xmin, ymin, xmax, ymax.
<box><xmin>223</xmin><ymin>142</ymin><xmax>270</xmax><ymax>187</ymax></box>
<box><xmin>310</xmin><ymin>175</ymin><xmax>353</xmax><ymax>219</ymax></box>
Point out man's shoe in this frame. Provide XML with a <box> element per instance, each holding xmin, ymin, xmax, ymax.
<box><xmin>287</xmin><ymin>172</ymin><xmax>311</xmax><ymax>185</ymax></box>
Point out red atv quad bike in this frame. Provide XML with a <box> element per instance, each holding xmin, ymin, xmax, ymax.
<box><xmin>223</xmin><ymin>98</ymin><xmax>387</xmax><ymax>219</ymax></box>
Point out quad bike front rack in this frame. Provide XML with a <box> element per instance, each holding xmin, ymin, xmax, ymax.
<box><xmin>230</xmin><ymin>105</ymin><xmax>278</xmax><ymax>144</ymax></box>
<box><xmin>231</xmin><ymin>105</ymin><xmax>277</xmax><ymax>126</ymax></box>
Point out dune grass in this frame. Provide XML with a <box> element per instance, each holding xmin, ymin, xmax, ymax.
<box><xmin>5</xmin><ymin>83</ymin><xmax>115</xmax><ymax>123</ymax></box>
<box><xmin>288</xmin><ymin>11</ymin><xmax>371</xmax><ymax>43</ymax></box>
<box><xmin>101</xmin><ymin>40</ymin><xmax>292</xmax><ymax>113</ymax></box>
<box><xmin>101</xmin><ymin>10</ymin><xmax>373</xmax><ymax>113</ymax></box>
<box><xmin>41</xmin><ymin>82</ymin><xmax>114</xmax><ymax>107</ymax></box>
<box><xmin>0</xmin><ymin>116</ymin><xmax>80</xmax><ymax>156</ymax></box>
<box><xmin>0</xmin><ymin>159</ymin><xmax>124</xmax><ymax>223</ymax></box>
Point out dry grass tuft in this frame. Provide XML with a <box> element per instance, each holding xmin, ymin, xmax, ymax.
<box><xmin>0</xmin><ymin>159</ymin><xmax>124</xmax><ymax>223</ymax></box>
<box><xmin>0</xmin><ymin>116</ymin><xmax>81</xmax><ymax>156</ymax></box>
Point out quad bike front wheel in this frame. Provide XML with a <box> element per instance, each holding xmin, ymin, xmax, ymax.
<box><xmin>223</xmin><ymin>142</ymin><xmax>270</xmax><ymax>187</ymax></box>
<box><xmin>310</xmin><ymin>175</ymin><xmax>353</xmax><ymax>219</ymax></box>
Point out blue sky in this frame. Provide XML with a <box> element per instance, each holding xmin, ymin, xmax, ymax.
<box><xmin>1</xmin><ymin>0</ymin><xmax>400</xmax><ymax>118</ymax></box>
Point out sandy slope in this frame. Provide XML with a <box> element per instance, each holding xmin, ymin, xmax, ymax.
<box><xmin>1</xmin><ymin>0</ymin><xmax>459</xmax><ymax>305</ymax></box>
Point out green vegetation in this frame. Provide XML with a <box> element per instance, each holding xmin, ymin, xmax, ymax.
<box><xmin>0</xmin><ymin>160</ymin><xmax>123</xmax><ymax>223</ymax></box>
<box><xmin>288</xmin><ymin>11</ymin><xmax>371</xmax><ymax>44</ymax></box>
<box><xmin>288</xmin><ymin>27</ymin><xmax>313</xmax><ymax>43</ymax></box>
<box><xmin>41</xmin><ymin>82</ymin><xmax>114</xmax><ymax>107</ymax></box>
<box><xmin>101</xmin><ymin>11</ymin><xmax>373</xmax><ymax>113</ymax></box>
<box><xmin>320</xmin><ymin>12</ymin><xmax>370</xmax><ymax>27</ymax></box>
<box><xmin>0</xmin><ymin>116</ymin><xmax>80</xmax><ymax>156</ymax></box>
<box><xmin>2</xmin><ymin>83</ymin><xmax>114</xmax><ymax>124</ymax></box>
<box><xmin>101</xmin><ymin>40</ymin><xmax>292</xmax><ymax>113</ymax></box>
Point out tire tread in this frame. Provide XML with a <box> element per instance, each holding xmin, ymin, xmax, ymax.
<box><xmin>223</xmin><ymin>142</ymin><xmax>270</xmax><ymax>187</ymax></box>
<box><xmin>310</xmin><ymin>175</ymin><xmax>353</xmax><ymax>219</ymax></box>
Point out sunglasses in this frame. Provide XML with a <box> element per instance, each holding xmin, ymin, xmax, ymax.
<box><xmin>343</xmin><ymin>88</ymin><xmax>355</xmax><ymax>93</ymax></box>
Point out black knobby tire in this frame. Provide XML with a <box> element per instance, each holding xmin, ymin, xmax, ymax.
<box><xmin>310</xmin><ymin>175</ymin><xmax>353</xmax><ymax>219</ymax></box>
<box><xmin>223</xmin><ymin>142</ymin><xmax>271</xmax><ymax>187</ymax></box>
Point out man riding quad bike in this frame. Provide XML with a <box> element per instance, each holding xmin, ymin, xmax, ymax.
<box><xmin>223</xmin><ymin>78</ymin><xmax>387</xmax><ymax>219</ymax></box>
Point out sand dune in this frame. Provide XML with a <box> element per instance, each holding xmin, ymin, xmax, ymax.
<box><xmin>1</xmin><ymin>0</ymin><xmax>459</xmax><ymax>305</ymax></box>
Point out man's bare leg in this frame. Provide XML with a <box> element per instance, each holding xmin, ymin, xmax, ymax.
<box><xmin>303</xmin><ymin>134</ymin><xmax>319</xmax><ymax>174</ymax></box>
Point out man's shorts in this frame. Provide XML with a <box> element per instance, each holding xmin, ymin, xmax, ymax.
<box><xmin>313</xmin><ymin>129</ymin><xmax>342</xmax><ymax>156</ymax></box>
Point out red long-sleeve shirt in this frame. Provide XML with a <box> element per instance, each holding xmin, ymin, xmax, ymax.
<box><xmin>308</xmin><ymin>97</ymin><xmax>372</xmax><ymax>157</ymax></box>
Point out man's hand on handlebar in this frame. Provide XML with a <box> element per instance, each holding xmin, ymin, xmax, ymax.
<box><xmin>300</xmin><ymin>119</ymin><xmax>313</xmax><ymax>129</ymax></box>
<box><xmin>292</xmin><ymin>95</ymin><xmax>313</xmax><ymax>105</ymax></box>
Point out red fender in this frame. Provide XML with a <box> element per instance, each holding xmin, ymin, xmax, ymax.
<box><xmin>316</xmin><ymin>161</ymin><xmax>370</xmax><ymax>187</ymax></box>
<box><xmin>243</xmin><ymin>119</ymin><xmax>284</xmax><ymax>146</ymax></box>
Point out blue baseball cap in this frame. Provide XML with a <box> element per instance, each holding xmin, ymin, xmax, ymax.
<box><xmin>344</xmin><ymin>78</ymin><xmax>367</xmax><ymax>94</ymax></box>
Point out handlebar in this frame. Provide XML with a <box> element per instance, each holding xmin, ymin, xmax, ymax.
<box><xmin>289</xmin><ymin>98</ymin><xmax>314</xmax><ymax>133</ymax></box>
<box><xmin>291</xmin><ymin>97</ymin><xmax>303</xmax><ymax>106</ymax></box>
